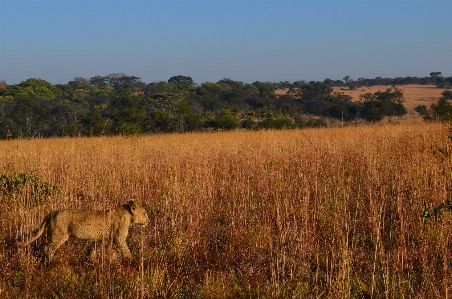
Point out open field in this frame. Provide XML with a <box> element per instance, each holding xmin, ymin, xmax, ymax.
<box><xmin>332</xmin><ymin>85</ymin><xmax>445</xmax><ymax>112</ymax></box>
<box><xmin>1</xmin><ymin>124</ymin><xmax>452</xmax><ymax>298</ymax></box>
<box><xmin>277</xmin><ymin>85</ymin><xmax>445</xmax><ymax>125</ymax></box>
<box><xmin>334</xmin><ymin>85</ymin><xmax>445</xmax><ymax>125</ymax></box>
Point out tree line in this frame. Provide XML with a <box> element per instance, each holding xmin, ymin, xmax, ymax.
<box><xmin>0</xmin><ymin>73</ymin><xmax>450</xmax><ymax>139</ymax></box>
<box><xmin>334</xmin><ymin>72</ymin><xmax>451</xmax><ymax>90</ymax></box>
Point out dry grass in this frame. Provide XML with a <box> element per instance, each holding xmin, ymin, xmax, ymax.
<box><xmin>1</xmin><ymin>124</ymin><xmax>452</xmax><ymax>298</ymax></box>
<box><xmin>333</xmin><ymin>85</ymin><xmax>443</xmax><ymax>108</ymax></box>
<box><xmin>334</xmin><ymin>85</ymin><xmax>445</xmax><ymax>125</ymax></box>
<box><xmin>277</xmin><ymin>85</ymin><xmax>445</xmax><ymax>125</ymax></box>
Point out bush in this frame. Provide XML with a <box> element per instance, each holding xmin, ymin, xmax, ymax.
<box><xmin>359</xmin><ymin>88</ymin><xmax>407</xmax><ymax>121</ymax></box>
<box><xmin>423</xmin><ymin>98</ymin><xmax>452</xmax><ymax>122</ymax></box>
<box><xmin>205</xmin><ymin>109</ymin><xmax>239</xmax><ymax>130</ymax></box>
<box><xmin>443</xmin><ymin>90</ymin><xmax>452</xmax><ymax>99</ymax></box>
<box><xmin>0</xmin><ymin>172</ymin><xmax>59</xmax><ymax>206</ymax></box>
<box><xmin>415</xmin><ymin>105</ymin><xmax>428</xmax><ymax>116</ymax></box>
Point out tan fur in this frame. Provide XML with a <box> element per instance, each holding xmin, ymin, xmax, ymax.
<box><xmin>21</xmin><ymin>200</ymin><xmax>149</xmax><ymax>261</ymax></box>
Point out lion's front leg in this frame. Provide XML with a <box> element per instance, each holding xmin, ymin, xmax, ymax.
<box><xmin>116</xmin><ymin>239</ymin><xmax>131</xmax><ymax>259</ymax></box>
<box><xmin>112</xmin><ymin>217</ymin><xmax>132</xmax><ymax>259</ymax></box>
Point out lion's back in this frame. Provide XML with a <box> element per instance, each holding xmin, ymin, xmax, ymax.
<box><xmin>56</xmin><ymin>210</ymin><xmax>112</xmax><ymax>240</ymax></box>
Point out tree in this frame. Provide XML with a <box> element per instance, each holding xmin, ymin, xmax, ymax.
<box><xmin>422</xmin><ymin>98</ymin><xmax>452</xmax><ymax>122</ymax></box>
<box><xmin>443</xmin><ymin>90</ymin><xmax>452</xmax><ymax>100</ymax></box>
<box><xmin>113</xmin><ymin>107</ymin><xmax>146</xmax><ymax>136</ymax></box>
<box><xmin>414</xmin><ymin>105</ymin><xmax>428</xmax><ymax>116</ymax></box>
<box><xmin>72</xmin><ymin>77</ymin><xmax>90</xmax><ymax>85</ymax></box>
<box><xmin>48</xmin><ymin>99</ymin><xmax>89</xmax><ymax>136</ymax></box>
<box><xmin>252</xmin><ymin>81</ymin><xmax>277</xmax><ymax>97</ymax></box>
<box><xmin>323</xmin><ymin>78</ymin><xmax>335</xmax><ymax>86</ymax></box>
<box><xmin>217</xmin><ymin>78</ymin><xmax>245</xmax><ymax>90</ymax></box>
<box><xmin>277</xmin><ymin>81</ymin><xmax>292</xmax><ymax>88</ymax></box>
<box><xmin>430</xmin><ymin>72</ymin><xmax>442</xmax><ymax>78</ymax></box>
<box><xmin>103</xmin><ymin>73</ymin><xmax>141</xmax><ymax>87</ymax></box>
<box><xmin>241</xmin><ymin>117</ymin><xmax>258</xmax><ymax>130</ymax></box>
<box><xmin>89</xmin><ymin>75</ymin><xmax>108</xmax><ymax>87</ymax></box>
<box><xmin>261</xmin><ymin>115</ymin><xmax>293</xmax><ymax>129</ymax></box>
<box><xmin>204</xmin><ymin>109</ymin><xmax>239</xmax><ymax>130</ymax></box>
<box><xmin>148</xmin><ymin>110</ymin><xmax>176</xmax><ymax>133</ymax></box>
<box><xmin>360</xmin><ymin>101</ymin><xmax>385</xmax><ymax>122</ymax></box>
<box><xmin>343</xmin><ymin>76</ymin><xmax>351</xmax><ymax>84</ymax></box>
<box><xmin>1</xmin><ymin>78</ymin><xmax>62</xmax><ymax>100</ymax></box>
<box><xmin>81</xmin><ymin>111</ymin><xmax>108</xmax><ymax>136</ymax></box>
<box><xmin>5</xmin><ymin>95</ymin><xmax>50</xmax><ymax>137</ymax></box>
<box><xmin>168</xmin><ymin>75</ymin><xmax>194</xmax><ymax>91</ymax></box>
<box><xmin>175</xmin><ymin>101</ymin><xmax>202</xmax><ymax>132</ymax></box>
<box><xmin>274</xmin><ymin>95</ymin><xmax>303</xmax><ymax>115</ymax></box>
<box><xmin>145</xmin><ymin>81</ymin><xmax>178</xmax><ymax>96</ymax></box>
<box><xmin>322</xmin><ymin>92</ymin><xmax>358</xmax><ymax>121</ymax></box>
<box><xmin>67</xmin><ymin>77</ymin><xmax>91</xmax><ymax>94</ymax></box>
<box><xmin>359</xmin><ymin>88</ymin><xmax>407</xmax><ymax>122</ymax></box>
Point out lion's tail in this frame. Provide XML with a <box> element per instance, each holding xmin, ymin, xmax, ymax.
<box><xmin>20</xmin><ymin>212</ymin><xmax>53</xmax><ymax>247</ymax></box>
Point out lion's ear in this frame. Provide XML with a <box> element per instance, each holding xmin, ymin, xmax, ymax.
<box><xmin>128</xmin><ymin>200</ymin><xmax>136</xmax><ymax>214</ymax></box>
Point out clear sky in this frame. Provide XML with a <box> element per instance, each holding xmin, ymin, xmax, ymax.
<box><xmin>1</xmin><ymin>0</ymin><xmax>451</xmax><ymax>85</ymax></box>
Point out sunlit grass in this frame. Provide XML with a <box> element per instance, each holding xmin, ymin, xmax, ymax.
<box><xmin>1</xmin><ymin>123</ymin><xmax>451</xmax><ymax>298</ymax></box>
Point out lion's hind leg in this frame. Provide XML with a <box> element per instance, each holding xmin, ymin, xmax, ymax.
<box><xmin>45</xmin><ymin>233</ymin><xmax>69</xmax><ymax>261</ymax></box>
<box><xmin>88</xmin><ymin>241</ymin><xmax>102</xmax><ymax>261</ymax></box>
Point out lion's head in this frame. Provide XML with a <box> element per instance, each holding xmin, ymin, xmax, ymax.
<box><xmin>128</xmin><ymin>200</ymin><xmax>150</xmax><ymax>226</ymax></box>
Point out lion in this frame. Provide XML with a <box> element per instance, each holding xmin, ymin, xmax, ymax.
<box><xmin>20</xmin><ymin>200</ymin><xmax>149</xmax><ymax>261</ymax></box>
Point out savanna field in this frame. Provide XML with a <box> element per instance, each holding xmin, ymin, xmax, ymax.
<box><xmin>2</xmin><ymin>123</ymin><xmax>452</xmax><ymax>298</ymax></box>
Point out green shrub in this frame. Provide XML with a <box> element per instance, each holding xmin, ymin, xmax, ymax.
<box><xmin>0</xmin><ymin>172</ymin><xmax>60</xmax><ymax>206</ymax></box>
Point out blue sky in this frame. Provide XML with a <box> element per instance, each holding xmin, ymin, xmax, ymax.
<box><xmin>1</xmin><ymin>0</ymin><xmax>451</xmax><ymax>85</ymax></box>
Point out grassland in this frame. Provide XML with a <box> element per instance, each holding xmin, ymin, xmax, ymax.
<box><xmin>276</xmin><ymin>84</ymin><xmax>445</xmax><ymax>125</ymax></box>
<box><xmin>333</xmin><ymin>85</ymin><xmax>445</xmax><ymax>125</ymax></box>
<box><xmin>1</xmin><ymin>123</ymin><xmax>452</xmax><ymax>298</ymax></box>
<box><xmin>332</xmin><ymin>85</ymin><xmax>444</xmax><ymax>110</ymax></box>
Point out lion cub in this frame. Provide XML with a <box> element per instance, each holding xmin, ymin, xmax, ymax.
<box><xmin>21</xmin><ymin>200</ymin><xmax>149</xmax><ymax>261</ymax></box>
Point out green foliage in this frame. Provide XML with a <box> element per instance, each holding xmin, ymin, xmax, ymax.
<box><xmin>415</xmin><ymin>105</ymin><xmax>428</xmax><ymax>116</ymax></box>
<box><xmin>0</xmin><ymin>74</ymin><xmax>416</xmax><ymax>139</ymax></box>
<box><xmin>0</xmin><ymin>78</ymin><xmax>60</xmax><ymax>100</ymax></box>
<box><xmin>423</xmin><ymin>200</ymin><xmax>452</xmax><ymax>222</ymax></box>
<box><xmin>443</xmin><ymin>90</ymin><xmax>452</xmax><ymax>99</ymax></box>
<box><xmin>144</xmin><ymin>81</ymin><xmax>179</xmax><ymax>95</ymax></box>
<box><xmin>241</xmin><ymin>117</ymin><xmax>258</xmax><ymax>130</ymax></box>
<box><xmin>205</xmin><ymin>109</ymin><xmax>239</xmax><ymax>130</ymax></box>
<box><xmin>359</xmin><ymin>88</ymin><xmax>407</xmax><ymax>121</ymax></box>
<box><xmin>422</xmin><ymin>98</ymin><xmax>452</xmax><ymax>122</ymax></box>
<box><xmin>116</xmin><ymin>123</ymin><xmax>142</xmax><ymax>136</ymax></box>
<box><xmin>360</xmin><ymin>100</ymin><xmax>385</xmax><ymax>121</ymax></box>
<box><xmin>113</xmin><ymin>107</ymin><xmax>146</xmax><ymax>136</ymax></box>
<box><xmin>168</xmin><ymin>75</ymin><xmax>194</xmax><ymax>91</ymax></box>
<box><xmin>305</xmin><ymin>116</ymin><xmax>327</xmax><ymax>128</ymax></box>
<box><xmin>148</xmin><ymin>110</ymin><xmax>176</xmax><ymax>133</ymax></box>
<box><xmin>176</xmin><ymin>101</ymin><xmax>202</xmax><ymax>132</ymax></box>
<box><xmin>81</xmin><ymin>111</ymin><xmax>108</xmax><ymax>136</ymax></box>
<box><xmin>196</xmin><ymin>82</ymin><xmax>224</xmax><ymax>95</ymax></box>
<box><xmin>430</xmin><ymin>71</ymin><xmax>442</xmax><ymax>78</ymax></box>
<box><xmin>145</xmin><ymin>92</ymin><xmax>185</xmax><ymax>114</ymax></box>
<box><xmin>252</xmin><ymin>81</ymin><xmax>277</xmax><ymax>97</ymax></box>
<box><xmin>261</xmin><ymin>115</ymin><xmax>293</xmax><ymax>129</ymax></box>
<box><xmin>0</xmin><ymin>172</ymin><xmax>60</xmax><ymax>206</ymax></box>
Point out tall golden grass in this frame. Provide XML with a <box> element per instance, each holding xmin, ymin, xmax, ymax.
<box><xmin>1</xmin><ymin>123</ymin><xmax>452</xmax><ymax>298</ymax></box>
